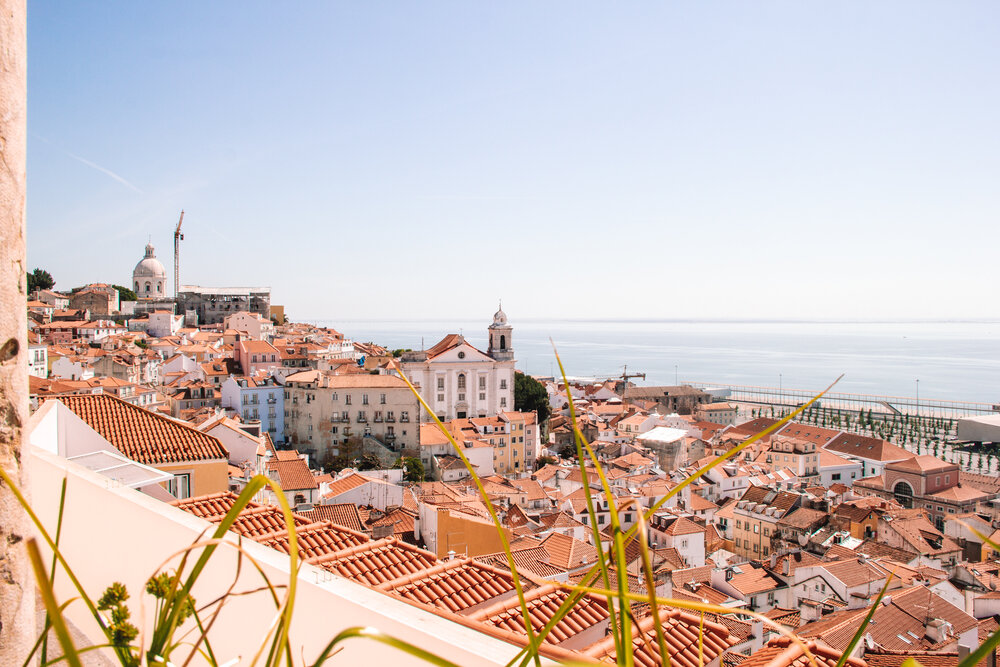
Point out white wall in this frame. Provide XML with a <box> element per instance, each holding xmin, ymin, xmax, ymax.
<box><xmin>28</xmin><ymin>448</ymin><xmax>537</xmax><ymax>666</ymax></box>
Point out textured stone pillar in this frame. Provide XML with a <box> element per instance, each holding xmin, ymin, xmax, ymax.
<box><xmin>0</xmin><ymin>0</ymin><xmax>31</xmax><ymax>661</ymax></box>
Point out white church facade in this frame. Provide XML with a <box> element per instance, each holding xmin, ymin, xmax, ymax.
<box><xmin>400</xmin><ymin>307</ymin><xmax>515</xmax><ymax>422</ymax></box>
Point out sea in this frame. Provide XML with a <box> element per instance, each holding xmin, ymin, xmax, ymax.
<box><xmin>312</xmin><ymin>319</ymin><xmax>1000</xmax><ymax>406</ymax></box>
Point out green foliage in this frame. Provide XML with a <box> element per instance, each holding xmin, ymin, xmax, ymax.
<box><xmin>134</xmin><ymin>338</ymin><xmax>148</xmax><ymax>349</ymax></box>
<box><xmin>535</xmin><ymin>455</ymin><xmax>558</xmax><ymax>468</ymax></box>
<box><xmin>514</xmin><ymin>371</ymin><xmax>550</xmax><ymax>423</ymax></box>
<box><xmin>356</xmin><ymin>453</ymin><xmax>383</xmax><ymax>471</ymax></box>
<box><xmin>391</xmin><ymin>348</ymin><xmax>411</xmax><ymax>358</ymax></box>
<box><xmin>400</xmin><ymin>456</ymin><xmax>424</xmax><ymax>482</ymax></box>
<box><xmin>27</xmin><ymin>267</ymin><xmax>55</xmax><ymax>292</ymax></box>
<box><xmin>111</xmin><ymin>284</ymin><xmax>138</xmax><ymax>302</ymax></box>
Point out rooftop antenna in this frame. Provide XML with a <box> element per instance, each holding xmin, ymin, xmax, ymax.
<box><xmin>173</xmin><ymin>210</ymin><xmax>185</xmax><ymax>300</ymax></box>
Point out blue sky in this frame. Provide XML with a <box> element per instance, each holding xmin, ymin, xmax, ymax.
<box><xmin>27</xmin><ymin>2</ymin><xmax>1000</xmax><ymax>322</ymax></box>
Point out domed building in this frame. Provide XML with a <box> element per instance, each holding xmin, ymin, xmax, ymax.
<box><xmin>133</xmin><ymin>243</ymin><xmax>167</xmax><ymax>297</ymax></box>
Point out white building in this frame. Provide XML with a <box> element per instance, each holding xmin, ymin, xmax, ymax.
<box><xmin>400</xmin><ymin>307</ymin><xmax>515</xmax><ymax>422</ymax></box>
<box><xmin>133</xmin><ymin>242</ymin><xmax>167</xmax><ymax>297</ymax></box>
<box><xmin>147</xmin><ymin>310</ymin><xmax>184</xmax><ymax>338</ymax></box>
<box><xmin>224</xmin><ymin>310</ymin><xmax>275</xmax><ymax>341</ymax></box>
<box><xmin>28</xmin><ymin>343</ymin><xmax>48</xmax><ymax>378</ymax></box>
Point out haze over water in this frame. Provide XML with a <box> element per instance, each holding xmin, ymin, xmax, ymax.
<box><xmin>319</xmin><ymin>319</ymin><xmax>1000</xmax><ymax>405</ymax></box>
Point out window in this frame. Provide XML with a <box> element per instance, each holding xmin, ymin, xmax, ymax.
<box><xmin>500</xmin><ymin>379</ymin><xmax>507</xmax><ymax>390</ymax></box>
<box><xmin>479</xmin><ymin>377</ymin><xmax>486</xmax><ymax>390</ymax></box>
<box><xmin>945</xmin><ymin>474</ymin><xmax>950</xmax><ymax>484</ymax></box>
<box><xmin>437</xmin><ymin>394</ymin><xmax>444</xmax><ymax>402</ymax></box>
<box><xmin>458</xmin><ymin>375</ymin><xmax>466</xmax><ymax>390</ymax></box>
<box><xmin>753</xmin><ymin>543</ymin><xmax>759</xmax><ymax>553</ymax></box>
<box><xmin>681</xmin><ymin>539</ymin><xmax>688</xmax><ymax>548</ymax></box>
<box><xmin>332</xmin><ymin>392</ymin><xmax>338</xmax><ymax>401</ymax></box>
<box><xmin>500</xmin><ymin>397</ymin><xmax>507</xmax><ymax>407</ymax></box>
<box><xmin>754</xmin><ymin>524</ymin><xmax>759</xmax><ymax>534</ymax></box>
<box><xmin>345</xmin><ymin>394</ymin><xmax>352</xmax><ymax>405</ymax></box>
<box><xmin>166</xmin><ymin>474</ymin><xmax>191</xmax><ymax>500</ymax></box>
<box><xmin>380</xmin><ymin>393</ymin><xmax>386</xmax><ymax>404</ymax></box>
<box><xmin>362</xmin><ymin>394</ymin><xmax>369</xmax><ymax>405</ymax></box>
<box><xmin>437</xmin><ymin>378</ymin><xmax>445</xmax><ymax>390</ymax></box>
<box><xmin>479</xmin><ymin>393</ymin><xmax>486</xmax><ymax>401</ymax></box>
<box><xmin>401</xmin><ymin>411</ymin><xmax>409</xmax><ymax>422</ymax></box>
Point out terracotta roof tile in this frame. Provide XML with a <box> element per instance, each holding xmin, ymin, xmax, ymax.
<box><xmin>257</xmin><ymin>521</ymin><xmax>369</xmax><ymax>559</ymax></box>
<box><xmin>380</xmin><ymin>558</ymin><xmax>528</xmax><ymax>615</ymax></box>
<box><xmin>298</xmin><ymin>504</ymin><xmax>367</xmax><ymax>533</ymax></box>
<box><xmin>55</xmin><ymin>394</ymin><xmax>228</xmax><ymax>466</ymax></box>
<box><xmin>734</xmin><ymin>636</ymin><xmax>865</xmax><ymax>667</ymax></box>
<box><xmin>471</xmin><ymin>585</ymin><xmax>608</xmax><ymax>645</ymax></box>
<box><xmin>310</xmin><ymin>538</ymin><xmax>438</xmax><ymax>587</ymax></box>
<box><xmin>584</xmin><ymin>608</ymin><xmax>732</xmax><ymax>666</ymax></box>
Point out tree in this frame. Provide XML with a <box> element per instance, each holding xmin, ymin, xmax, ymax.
<box><xmin>26</xmin><ymin>267</ymin><xmax>53</xmax><ymax>293</ymax></box>
<box><xmin>112</xmin><ymin>284</ymin><xmax>137</xmax><ymax>302</ymax></box>
<box><xmin>514</xmin><ymin>371</ymin><xmax>551</xmax><ymax>424</ymax></box>
<box><xmin>536</xmin><ymin>455</ymin><xmax>558</xmax><ymax>468</ymax></box>
<box><xmin>356</xmin><ymin>453</ymin><xmax>382</xmax><ymax>471</ymax></box>
<box><xmin>398</xmin><ymin>456</ymin><xmax>424</xmax><ymax>483</ymax></box>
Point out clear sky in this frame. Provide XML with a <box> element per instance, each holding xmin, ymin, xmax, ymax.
<box><xmin>26</xmin><ymin>2</ymin><xmax>1000</xmax><ymax>322</ymax></box>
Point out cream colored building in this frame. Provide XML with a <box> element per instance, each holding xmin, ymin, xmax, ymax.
<box><xmin>400</xmin><ymin>307</ymin><xmax>515</xmax><ymax>422</ymax></box>
<box><xmin>284</xmin><ymin>370</ymin><xmax>419</xmax><ymax>465</ymax></box>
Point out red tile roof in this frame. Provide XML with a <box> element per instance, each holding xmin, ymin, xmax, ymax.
<box><xmin>298</xmin><ymin>504</ymin><xmax>367</xmax><ymax>533</ymax></box>
<box><xmin>380</xmin><ymin>558</ymin><xmax>527</xmax><ymax>615</ymax></box>
<box><xmin>471</xmin><ymin>584</ymin><xmax>608</xmax><ymax>645</ymax></box>
<box><xmin>584</xmin><ymin>608</ymin><xmax>732</xmax><ymax>666</ymax></box>
<box><xmin>54</xmin><ymin>394</ymin><xmax>228</xmax><ymax>466</ymax></box>
<box><xmin>735</xmin><ymin>636</ymin><xmax>865</xmax><ymax>667</ymax></box>
<box><xmin>309</xmin><ymin>538</ymin><xmax>438</xmax><ymax>587</ymax></box>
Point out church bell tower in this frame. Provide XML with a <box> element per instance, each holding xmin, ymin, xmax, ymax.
<box><xmin>487</xmin><ymin>303</ymin><xmax>514</xmax><ymax>362</ymax></box>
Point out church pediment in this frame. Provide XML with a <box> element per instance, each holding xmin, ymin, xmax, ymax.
<box><xmin>430</xmin><ymin>341</ymin><xmax>494</xmax><ymax>364</ymax></box>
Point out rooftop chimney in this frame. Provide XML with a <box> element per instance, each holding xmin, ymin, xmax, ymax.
<box><xmin>925</xmin><ymin>618</ymin><xmax>951</xmax><ymax>644</ymax></box>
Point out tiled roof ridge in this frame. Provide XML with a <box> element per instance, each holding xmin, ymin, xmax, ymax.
<box><xmin>254</xmin><ymin>520</ymin><xmax>369</xmax><ymax>545</ymax></box>
<box><xmin>583</xmin><ymin>607</ymin><xmax>732</xmax><ymax>659</ymax></box>
<box><xmin>468</xmin><ymin>583</ymin><xmax>560</xmax><ymax>621</ymax></box>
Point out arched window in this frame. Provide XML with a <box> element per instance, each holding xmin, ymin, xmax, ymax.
<box><xmin>144</xmin><ymin>282</ymin><xmax>151</xmax><ymax>293</ymax></box>
<box><xmin>134</xmin><ymin>281</ymin><xmax>139</xmax><ymax>291</ymax></box>
<box><xmin>893</xmin><ymin>481</ymin><xmax>914</xmax><ymax>509</ymax></box>
<box><xmin>156</xmin><ymin>283</ymin><xmax>161</xmax><ymax>292</ymax></box>
<box><xmin>500</xmin><ymin>335</ymin><xmax>506</xmax><ymax>350</ymax></box>
<box><xmin>458</xmin><ymin>374</ymin><xmax>466</xmax><ymax>390</ymax></box>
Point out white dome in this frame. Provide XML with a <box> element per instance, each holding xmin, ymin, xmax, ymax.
<box><xmin>490</xmin><ymin>303</ymin><xmax>509</xmax><ymax>327</ymax></box>
<box><xmin>133</xmin><ymin>243</ymin><xmax>166</xmax><ymax>278</ymax></box>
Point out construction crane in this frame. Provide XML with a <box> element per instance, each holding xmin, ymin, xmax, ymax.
<box><xmin>620</xmin><ymin>365</ymin><xmax>646</xmax><ymax>398</ymax></box>
<box><xmin>173</xmin><ymin>210</ymin><xmax>184</xmax><ymax>299</ymax></box>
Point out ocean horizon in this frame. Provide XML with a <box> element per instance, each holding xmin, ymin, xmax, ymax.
<box><xmin>307</xmin><ymin>318</ymin><xmax>1000</xmax><ymax>405</ymax></box>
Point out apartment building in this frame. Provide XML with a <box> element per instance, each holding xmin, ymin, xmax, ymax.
<box><xmin>284</xmin><ymin>370</ymin><xmax>419</xmax><ymax>465</ymax></box>
<box><xmin>731</xmin><ymin>485</ymin><xmax>802</xmax><ymax>560</ymax></box>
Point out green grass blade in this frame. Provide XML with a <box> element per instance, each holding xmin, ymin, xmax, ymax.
<box><xmin>396</xmin><ymin>367</ymin><xmax>543</xmax><ymax>667</ymax></box>
<box><xmin>40</xmin><ymin>476</ymin><xmax>68</xmax><ymax>665</ymax></box>
<box><xmin>518</xmin><ymin>374</ymin><xmax>841</xmax><ymax>661</ymax></box>
<box><xmin>310</xmin><ymin>626</ymin><xmax>463</xmax><ymax>667</ymax></box>
<box><xmin>552</xmin><ymin>345</ymin><xmax>623</xmax><ymax>660</ymax></box>
<box><xmin>0</xmin><ymin>464</ymin><xmax>114</xmax><ymax>645</ymax></box>
<box><xmin>27</xmin><ymin>538</ymin><xmax>84</xmax><ymax>667</ymax></box>
<box><xmin>633</xmin><ymin>506</ymin><xmax>669</xmax><ymax>667</ymax></box>
<box><xmin>835</xmin><ymin>572</ymin><xmax>893</xmax><ymax>667</ymax></box>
